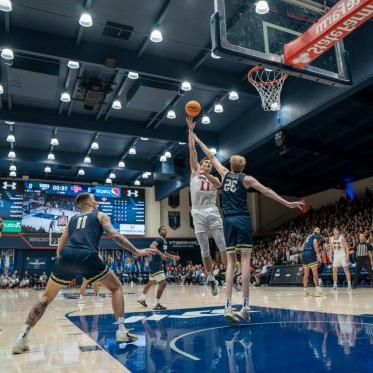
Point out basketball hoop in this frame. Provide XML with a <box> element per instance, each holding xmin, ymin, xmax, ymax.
<box><xmin>247</xmin><ymin>66</ymin><xmax>288</xmax><ymax>111</ymax></box>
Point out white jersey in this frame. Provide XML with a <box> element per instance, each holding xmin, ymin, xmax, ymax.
<box><xmin>190</xmin><ymin>174</ymin><xmax>218</xmax><ymax>209</ymax></box>
<box><xmin>330</xmin><ymin>235</ymin><xmax>345</xmax><ymax>253</ymax></box>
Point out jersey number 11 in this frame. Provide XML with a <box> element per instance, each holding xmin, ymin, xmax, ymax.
<box><xmin>76</xmin><ymin>215</ymin><xmax>87</xmax><ymax>229</ymax></box>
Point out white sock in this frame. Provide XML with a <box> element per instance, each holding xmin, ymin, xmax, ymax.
<box><xmin>242</xmin><ymin>297</ymin><xmax>249</xmax><ymax>310</ymax></box>
<box><xmin>117</xmin><ymin>317</ymin><xmax>128</xmax><ymax>332</ymax></box>
<box><xmin>19</xmin><ymin>324</ymin><xmax>31</xmax><ymax>340</ymax></box>
<box><xmin>348</xmin><ymin>281</ymin><xmax>351</xmax><ymax>287</ymax></box>
<box><xmin>207</xmin><ymin>272</ymin><xmax>214</xmax><ymax>281</ymax></box>
<box><xmin>333</xmin><ymin>282</ymin><xmax>337</xmax><ymax>286</ymax></box>
<box><xmin>79</xmin><ymin>294</ymin><xmax>84</xmax><ymax>299</ymax></box>
<box><xmin>155</xmin><ymin>298</ymin><xmax>160</xmax><ymax>306</ymax></box>
<box><xmin>138</xmin><ymin>293</ymin><xmax>146</xmax><ymax>301</ymax></box>
<box><xmin>225</xmin><ymin>298</ymin><xmax>232</xmax><ymax>309</ymax></box>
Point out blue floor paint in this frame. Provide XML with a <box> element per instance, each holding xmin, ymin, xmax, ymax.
<box><xmin>67</xmin><ymin>306</ymin><xmax>373</xmax><ymax>372</ymax></box>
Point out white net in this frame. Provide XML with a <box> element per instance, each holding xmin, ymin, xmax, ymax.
<box><xmin>248</xmin><ymin>67</ymin><xmax>288</xmax><ymax>111</ymax></box>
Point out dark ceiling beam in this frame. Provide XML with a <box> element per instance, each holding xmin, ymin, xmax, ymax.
<box><xmin>0</xmin><ymin>104</ymin><xmax>218</xmax><ymax>144</ymax></box>
<box><xmin>67</xmin><ymin>65</ymin><xmax>85</xmax><ymax>116</ymax></box>
<box><xmin>4</xmin><ymin>11</ymin><xmax>10</xmax><ymax>34</ymax></box>
<box><xmin>0</xmin><ymin>26</ymin><xmax>249</xmax><ymax>94</ymax></box>
<box><xmin>0</xmin><ymin>145</ymin><xmax>152</xmax><ymax>173</ymax></box>
<box><xmin>191</xmin><ymin>43</ymin><xmax>211</xmax><ymax>71</ymax></box>
<box><xmin>137</xmin><ymin>0</ymin><xmax>172</xmax><ymax>58</ymax></box>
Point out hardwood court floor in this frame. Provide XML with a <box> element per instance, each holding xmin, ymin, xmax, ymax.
<box><xmin>1</xmin><ymin>284</ymin><xmax>372</xmax><ymax>372</ymax></box>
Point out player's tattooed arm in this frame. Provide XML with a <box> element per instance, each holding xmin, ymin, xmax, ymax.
<box><xmin>56</xmin><ymin>227</ymin><xmax>69</xmax><ymax>257</ymax></box>
<box><xmin>99</xmin><ymin>212</ymin><xmax>153</xmax><ymax>256</ymax></box>
<box><xmin>244</xmin><ymin>175</ymin><xmax>304</xmax><ymax>210</ymax></box>
<box><xmin>25</xmin><ymin>298</ymin><xmax>49</xmax><ymax>327</ymax></box>
<box><xmin>193</xmin><ymin>133</ymin><xmax>229</xmax><ymax>178</ymax></box>
<box><xmin>186</xmin><ymin>116</ymin><xmax>200</xmax><ymax>174</ymax></box>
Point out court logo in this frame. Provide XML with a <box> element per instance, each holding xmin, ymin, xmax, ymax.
<box><xmin>2</xmin><ymin>181</ymin><xmax>17</xmax><ymax>190</ymax></box>
<box><xmin>127</xmin><ymin>190</ymin><xmax>139</xmax><ymax>197</ymax></box>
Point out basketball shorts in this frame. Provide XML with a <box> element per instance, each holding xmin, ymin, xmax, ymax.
<box><xmin>333</xmin><ymin>252</ymin><xmax>347</xmax><ymax>267</ymax></box>
<box><xmin>51</xmin><ymin>247</ymin><xmax>109</xmax><ymax>286</ymax></box>
<box><xmin>301</xmin><ymin>251</ymin><xmax>317</xmax><ymax>268</ymax></box>
<box><xmin>191</xmin><ymin>207</ymin><xmax>223</xmax><ymax>234</ymax></box>
<box><xmin>223</xmin><ymin>214</ymin><xmax>253</xmax><ymax>252</ymax></box>
<box><xmin>149</xmin><ymin>270</ymin><xmax>166</xmax><ymax>283</ymax></box>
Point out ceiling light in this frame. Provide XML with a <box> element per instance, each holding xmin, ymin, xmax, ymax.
<box><xmin>1</xmin><ymin>48</ymin><xmax>13</xmax><ymax>60</ymax></box>
<box><xmin>209</xmin><ymin>147</ymin><xmax>217</xmax><ymax>155</ymax></box>
<box><xmin>109</xmin><ymin>172</ymin><xmax>116</xmax><ymax>179</ymax></box>
<box><xmin>51</xmin><ymin>137</ymin><xmax>59</xmax><ymax>146</ymax></box>
<box><xmin>128</xmin><ymin>147</ymin><xmax>136</xmax><ymax>155</ymax></box>
<box><xmin>44</xmin><ymin>166</ymin><xmax>51</xmax><ymax>173</ymax></box>
<box><xmin>91</xmin><ymin>141</ymin><xmax>99</xmax><ymax>150</ymax></box>
<box><xmin>140</xmin><ymin>137</ymin><xmax>149</xmax><ymax>141</ymax></box>
<box><xmin>9</xmin><ymin>171</ymin><xmax>16</xmax><ymax>177</ymax></box>
<box><xmin>256</xmin><ymin>0</ymin><xmax>270</xmax><ymax>14</ymax></box>
<box><xmin>8</xmin><ymin>150</ymin><xmax>15</xmax><ymax>158</ymax></box>
<box><xmin>167</xmin><ymin>110</ymin><xmax>176</xmax><ymax>119</ymax></box>
<box><xmin>270</xmin><ymin>102</ymin><xmax>280</xmax><ymax>111</ymax></box>
<box><xmin>165</xmin><ymin>150</ymin><xmax>172</xmax><ymax>159</ymax></box>
<box><xmin>160</xmin><ymin>154</ymin><xmax>167</xmax><ymax>162</ymax></box>
<box><xmin>9</xmin><ymin>164</ymin><xmax>16</xmax><ymax>171</ymax></box>
<box><xmin>202</xmin><ymin>115</ymin><xmax>210</xmax><ymax>124</ymax></box>
<box><xmin>229</xmin><ymin>91</ymin><xmax>239</xmax><ymax>100</ymax></box>
<box><xmin>79</xmin><ymin>13</ymin><xmax>93</xmax><ymax>27</ymax></box>
<box><xmin>211</xmin><ymin>51</ymin><xmax>221</xmax><ymax>59</ymax></box>
<box><xmin>47</xmin><ymin>152</ymin><xmax>55</xmax><ymax>160</ymax></box>
<box><xmin>118</xmin><ymin>160</ymin><xmax>125</xmax><ymax>168</ymax></box>
<box><xmin>6</xmin><ymin>134</ymin><xmax>15</xmax><ymax>143</ymax></box>
<box><xmin>181</xmin><ymin>81</ymin><xmax>191</xmax><ymax>91</ymax></box>
<box><xmin>84</xmin><ymin>156</ymin><xmax>91</xmax><ymax>164</ymax></box>
<box><xmin>0</xmin><ymin>1</ymin><xmax>12</xmax><ymax>12</ymax></box>
<box><xmin>128</xmin><ymin>71</ymin><xmax>139</xmax><ymax>80</ymax></box>
<box><xmin>112</xmin><ymin>100</ymin><xmax>122</xmax><ymax>110</ymax></box>
<box><xmin>105</xmin><ymin>178</ymin><xmax>112</xmax><ymax>184</ymax></box>
<box><xmin>134</xmin><ymin>180</ymin><xmax>141</xmax><ymax>186</ymax></box>
<box><xmin>67</xmin><ymin>60</ymin><xmax>80</xmax><ymax>69</ymax></box>
<box><xmin>78</xmin><ymin>168</ymin><xmax>85</xmax><ymax>176</ymax></box>
<box><xmin>60</xmin><ymin>92</ymin><xmax>71</xmax><ymax>102</ymax></box>
<box><xmin>214</xmin><ymin>103</ymin><xmax>224</xmax><ymax>113</ymax></box>
<box><xmin>5</xmin><ymin>121</ymin><xmax>14</xmax><ymax>124</ymax></box>
<box><xmin>0</xmin><ymin>84</ymin><xmax>3</xmax><ymax>94</ymax></box>
<box><xmin>142</xmin><ymin>172</ymin><xmax>149</xmax><ymax>179</ymax></box>
<box><xmin>178</xmin><ymin>141</ymin><xmax>186</xmax><ymax>145</ymax></box>
<box><xmin>150</xmin><ymin>29</ymin><xmax>163</xmax><ymax>43</ymax></box>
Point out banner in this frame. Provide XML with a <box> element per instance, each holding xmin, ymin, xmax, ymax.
<box><xmin>168</xmin><ymin>191</ymin><xmax>180</xmax><ymax>209</ymax></box>
<box><xmin>270</xmin><ymin>265</ymin><xmax>303</xmax><ymax>285</ymax></box>
<box><xmin>168</xmin><ymin>211</ymin><xmax>181</xmax><ymax>230</ymax></box>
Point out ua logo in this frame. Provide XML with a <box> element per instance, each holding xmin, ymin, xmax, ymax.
<box><xmin>127</xmin><ymin>190</ymin><xmax>139</xmax><ymax>197</ymax></box>
<box><xmin>3</xmin><ymin>181</ymin><xmax>17</xmax><ymax>190</ymax></box>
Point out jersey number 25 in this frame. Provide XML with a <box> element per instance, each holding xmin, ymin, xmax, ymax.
<box><xmin>223</xmin><ymin>179</ymin><xmax>238</xmax><ymax>193</ymax></box>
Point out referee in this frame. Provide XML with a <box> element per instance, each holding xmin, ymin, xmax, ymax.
<box><xmin>352</xmin><ymin>233</ymin><xmax>373</xmax><ymax>288</ymax></box>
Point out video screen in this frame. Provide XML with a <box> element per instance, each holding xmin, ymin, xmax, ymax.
<box><xmin>0</xmin><ymin>180</ymin><xmax>24</xmax><ymax>232</ymax></box>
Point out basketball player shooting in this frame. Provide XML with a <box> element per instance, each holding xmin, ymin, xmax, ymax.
<box><xmin>192</xmin><ymin>132</ymin><xmax>304</xmax><ymax>323</ymax></box>
<box><xmin>12</xmin><ymin>192</ymin><xmax>154</xmax><ymax>354</ymax></box>
<box><xmin>187</xmin><ymin>116</ymin><xmax>227</xmax><ymax>296</ymax></box>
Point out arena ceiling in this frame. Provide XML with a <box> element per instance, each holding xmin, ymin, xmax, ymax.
<box><xmin>0</xmin><ymin>0</ymin><xmax>372</xmax><ymax>198</ymax></box>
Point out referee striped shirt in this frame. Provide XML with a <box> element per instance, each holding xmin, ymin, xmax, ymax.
<box><xmin>355</xmin><ymin>242</ymin><xmax>372</xmax><ymax>257</ymax></box>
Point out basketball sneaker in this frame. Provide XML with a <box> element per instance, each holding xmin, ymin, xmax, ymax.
<box><xmin>116</xmin><ymin>329</ymin><xmax>139</xmax><ymax>343</ymax></box>
<box><xmin>137</xmin><ymin>299</ymin><xmax>147</xmax><ymax>308</ymax></box>
<box><xmin>153</xmin><ymin>304</ymin><xmax>167</xmax><ymax>311</ymax></box>
<box><xmin>224</xmin><ymin>308</ymin><xmax>239</xmax><ymax>323</ymax></box>
<box><xmin>235</xmin><ymin>308</ymin><xmax>251</xmax><ymax>323</ymax></box>
<box><xmin>347</xmin><ymin>285</ymin><xmax>352</xmax><ymax>291</ymax></box>
<box><xmin>77</xmin><ymin>295</ymin><xmax>85</xmax><ymax>304</ymax></box>
<box><xmin>208</xmin><ymin>279</ymin><xmax>219</xmax><ymax>296</ymax></box>
<box><xmin>332</xmin><ymin>285</ymin><xmax>338</xmax><ymax>290</ymax></box>
<box><xmin>315</xmin><ymin>286</ymin><xmax>324</xmax><ymax>297</ymax></box>
<box><xmin>12</xmin><ymin>337</ymin><xmax>29</xmax><ymax>354</ymax></box>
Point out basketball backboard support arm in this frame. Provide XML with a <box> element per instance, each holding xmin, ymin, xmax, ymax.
<box><xmin>211</xmin><ymin>0</ymin><xmax>352</xmax><ymax>87</ymax></box>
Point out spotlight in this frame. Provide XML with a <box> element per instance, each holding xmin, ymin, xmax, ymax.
<box><xmin>0</xmin><ymin>84</ymin><xmax>3</xmax><ymax>94</ymax></box>
<box><xmin>128</xmin><ymin>71</ymin><xmax>139</xmax><ymax>80</ymax></box>
<box><xmin>91</xmin><ymin>141</ymin><xmax>99</xmax><ymax>150</ymax></box>
<box><xmin>44</xmin><ymin>166</ymin><xmax>51</xmax><ymax>173</ymax></box>
<box><xmin>214</xmin><ymin>103</ymin><xmax>223</xmax><ymax>113</ymax></box>
<box><xmin>47</xmin><ymin>152</ymin><xmax>55</xmax><ymax>160</ymax></box>
<box><xmin>60</xmin><ymin>92</ymin><xmax>71</xmax><ymax>102</ymax></box>
<box><xmin>105</xmin><ymin>178</ymin><xmax>112</xmax><ymax>184</ymax></box>
<box><xmin>51</xmin><ymin>138</ymin><xmax>59</xmax><ymax>146</ymax></box>
<box><xmin>6</xmin><ymin>134</ymin><xmax>15</xmax><ymax>143</ymax></box>
<box><xmin>229</xmin><ymin>91</ymin><xmax>239</xmax><ymax>101</ymax></box>
<box><xmin>128</xmin><ymin>147</ymin><xmax>136</xmax><ymax>155</ymax></box>
<box><xmin>134</xmin><ymin>180</ymin><xmax>141</xmax><ymax>186</ymax></box>
<box><xmin>84</xmin><ymin>156</ymin><xmax>91</xmax><ymax>164</ymax></box>
<box><xmin>9</xmin><ymin>164</ymin><xmax>16</xmax><ymax>171</ymax></box>
<box><xmin>160</xmin><ymin>154</ymin><xmax>167</xmax><ymax>162</ymax></box>
<box><xmin>78</xmin><ymin>169</ymin><xmax>85</xmax><ymax>176</ymax></box>
<box><xmin>8</xmin><ymin>150</ymin><xmax>15</xmax><ymax>158</ymax></box>
<box><xmin>79</xmin><ymin>13</ymin><xmax>93</xmax><ymax>27</ymax></box>
<box><xmin>118</xmin><ymin>160</ymin><xmax>125</xmax><ymax>168</ymax></box>
<box><xmin>1</xmin><ymin>48</ymin><xmax>13</xmax><ymax>60</ymax></box>
<box><xmin>109</xmin><ymin>172</ymin><xmax>116</xmax><ymax>179</ymax></box>
<box><xmin>67</xmin><ymin>60</ymin><xmax>80</xmax><ymax>69</ymax></box>
<box><xmin>150</xmin><ymin>29</ymin><xmax>163</xmax><ymax>43</ymax></box>
<box><xmin>140</xmin><ymin>137</ymin><xmax>149</xmax><ymax>141</ymax></box>
<box><xmin>167</xmin><ymin>110</ymin><xmax>176</xmax><ymax>119</ymax></box>
<box><xmin>202</xmin><ymin>115</ymin><xmax>210</xmax><ymax>124</ymax></box>
<box><xmin>0</xmin><ymin>0</ymin><xmax>12</xmax><ymax>12</ymax></box>
<box><xmin>9</xmin><ymin>171</ymin><xmax>16</xmax><ymax>177</ymax></box>
<box><xmin>112</xmin><ymin>100</ymin><xmax>122</xmax><ymax>110</ymax></box>
<box><xmin>181</xmin><ymin>81</ymin><xmax>192</xmax><ymax>91</ymax></box>
<box><xmin>256</xmin><ymin>1</ymin><xmax>270</xmax><ymax>14</ymax></box>
<box><xmin>165</xmin><ymin>150</ymin><xmax>172</xmax><ymax>159</ymax></box>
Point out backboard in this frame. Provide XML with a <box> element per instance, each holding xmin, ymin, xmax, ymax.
<box><xmin>211</xmin><ymin>0</ymin><xmax>351</xmax><ymax>86</ymax></box>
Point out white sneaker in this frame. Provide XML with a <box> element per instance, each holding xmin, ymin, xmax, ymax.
<box><xmin>332</xmin><ymin>285</ymin><xmax>338</xmax><ymax>290</ymax></box>
<box><xmin>235</xmin><ymin>308</ymin><xmax>251</xmax><ymax>323</ymax></box>
<box><xmin>208</xmin><ymin>279</ymin><xmax>219</xmax><ymax>296</ymax></box>
<box><xmin>12</xmin><ymin>337</ymin><xmax>29</xmax><ymax>354</ymax></box>
<box><xmin>347</xmin><ymin>286</ymin><xmax>352</xmax><ymax>291</ymax></box>
<box><xmin>224</xmin><ymin>308</ymin><xmax>239</xmax><ymax>323</ymax></box>
<box><xmin>77</xmin><ymin>296</ymin><xmax>85</xmax><ymax>304</ymax></box>
<box><xmin>116</xmin><ymin>329</ymin><xmax>139</xmax><ymax>343</ymax></box>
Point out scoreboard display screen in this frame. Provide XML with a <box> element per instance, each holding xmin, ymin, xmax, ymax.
<box><xmin>21</xmin><ymin>182</ymin><xmax>145</xmax><ymax>235</ymax></box>
<box><xmin>0</xmin><ymin>180</ymin><xmax>24</xmax><ymax>232</ymax></box>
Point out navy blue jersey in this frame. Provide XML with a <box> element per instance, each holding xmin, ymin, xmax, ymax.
<box><xmin>221</xmin><ymin>172</ymin><xmax>248</xmax><ymax>216</ymax></box>
<box><xmin>66</xmin><ymin>209</ymin><xmax>103</xmax><ymax>251</ymax></box>
<box><xmin>303</xmin><ymin>233</ymin><xmax>320</xmax><ymax>252</ymax></box>
<box><xmin>148</xmin><ymin>237</ymin><xmax>170</xmax><ymax>274</ymax></box>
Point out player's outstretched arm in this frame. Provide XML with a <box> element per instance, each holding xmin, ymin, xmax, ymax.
<box><xmin>193</xmin><ymin>133</ymin><xmax>229</xmax><ymax>179</ymax></box>
<box><xmin>202</xmin><ymin>172</ymin><xmax>222</xmax><ymax>189</ymax></box>
<box><xmin>186</xmin><ymin>116</ymin><xmax>200</xmax><ymax>174</ymax></box>
<box><xmin>56</xmin><ymin>227</ymin><xmax>69</xmax><ymax>257</ymax></box>
<box><xmin>243</xmin><ymin>175</ymin><xmax>305</xmax><ymax>210</ymax></box>
<box><xmin>99</xmin><ymin>212</ymin><xmax>154</xmax><ymax>256</ymax></box>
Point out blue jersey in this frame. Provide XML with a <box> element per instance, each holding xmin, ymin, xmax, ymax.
<box><xmin>148</xmin><ymin>237</ymin><xmax>170</xmax><ymax>274</ymax></box>
<box><xmin>66</xmin><ymin>209</ymin><xmax>103</xmax><ymax>251</ymax></box>
<box><xmin>303</xmin><ymin>233</ymin><xmax>320</xmax><ymax>252</ymax></box>
<box><xmin>221</xmin><ymin>172</ymin><xmax>248</xmax><ymax>216</ymax></box>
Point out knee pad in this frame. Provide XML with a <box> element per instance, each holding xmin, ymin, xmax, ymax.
<box><xmin>195</xmin><ymin>232</ymin><xmax>210</xmax><ymax>258</ymax></box>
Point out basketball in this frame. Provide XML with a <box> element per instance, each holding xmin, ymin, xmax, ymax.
<box><xmin>185</xmin><ymin>100</ymin><xmax>201</xmax><ymax>117</ymax></box>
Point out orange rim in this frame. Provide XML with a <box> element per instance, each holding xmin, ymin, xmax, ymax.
<box><xmin>248</xmin><ymin>66</ymin><xmax>288</xmax><ymax>86</ymax></box>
